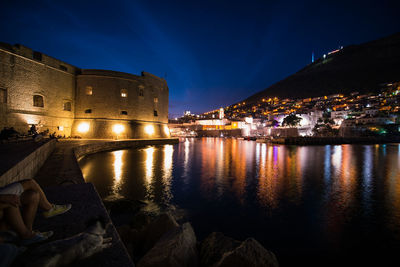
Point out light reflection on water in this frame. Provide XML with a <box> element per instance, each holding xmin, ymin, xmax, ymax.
<box><xmin>79</xmin><ymin>138</ymin><xmax>400</xmax><ymax>266</ymax></box>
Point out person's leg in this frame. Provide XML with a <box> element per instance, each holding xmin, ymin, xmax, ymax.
<box><xmin>3</xmin><ymin>205</ymin><xmax>33</xmax><ymax>239</ymax></box>
<box><xmin>20</xmin><ymin>179</ymin><xmax>52</xmax><ymax>211</ymax></box>
<box><xmin>19</xmin><ymin>190</ymin><xmax>39</xmax><ymax>232</ymax></box>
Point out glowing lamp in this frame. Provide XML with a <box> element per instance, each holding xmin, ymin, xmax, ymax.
<box><xmin>144</xmin><ymin>125</ymin><xmax>155</xmax><ymax>135</ymax></box>
<box><xmin>113</xmin><ymin>124</ymin><xmax>124</xmax><ymax>134</ymax></box>
<box><xmin>77</xmin><ymin>122</ymin><xmax>90</xmax><ymax>133</ymax></box>
<box><xmin>27</xmin><ymin>119</ymin><xmax>36</xmax><ymax>125</ymax></box>
<box><xmin>163</xmin><ymin>126</ymin><xmax>170</xmax><ymax>136</ymax></box>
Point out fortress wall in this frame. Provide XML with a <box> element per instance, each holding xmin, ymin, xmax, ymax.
<box><xmin>72</xmin><ymin>70</ymin><xmax>169</xmax><ymax>139</ymax></box>
<box><xmin>0</xmin><ymin>43</ymin><xmax>170</xmax><ymax>139</ymax></box>
<box><xmin>0</xmin><ymin>44</ymin><xmax>77</xmax><ymax>136</ymax></box>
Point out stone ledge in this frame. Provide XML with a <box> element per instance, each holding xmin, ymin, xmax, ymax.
<box><xmin>29</xmin><ymin>183</ymin><xmax>135</xmax><ymax>267</ymax></box>
<box><xmin>73</xmin><ymin>138</ymin><xmax>179</xmax><ymax>160</ymax></box>
<box><xmin>0</xmin><ymin>139</ymin><xmax>56</xmax><ymax>187</ymax></box>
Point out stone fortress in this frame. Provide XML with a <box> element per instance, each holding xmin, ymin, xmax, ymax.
<box><xmin>0</xmin><ymin>42</ymin><xmax>170</xmax><ymax>139</ymax></box>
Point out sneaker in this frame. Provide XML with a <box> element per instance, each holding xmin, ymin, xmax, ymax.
<box><xmin>42</xmin><ymin>204</ymin><xmax>72</xmax><ymax>218</ymax></box>
<box><xmin>33</xmin><ymin>230</ymin><xmax>53</xmax><ymax>239</ymax></box>
<box><xmin>20</xmin><ymin>231</ymin><xmax>53</xmax><ymax>246</ymax></box>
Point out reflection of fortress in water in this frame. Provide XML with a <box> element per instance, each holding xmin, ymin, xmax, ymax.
<box><xmin>0</xmin><ymin>43</ymin><xmax>169</xmax><ymax>139</ymax></box>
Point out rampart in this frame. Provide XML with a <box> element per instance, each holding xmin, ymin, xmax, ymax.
<box><xmin>0</xmin><ymin>43</ymin><xmax>170</xmax><ymax>139</ymax></box>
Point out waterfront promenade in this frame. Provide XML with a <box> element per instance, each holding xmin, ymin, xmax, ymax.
<box><xmin>1</xmin><ymin>138</ymin><xmax>177</xmax><ymax>266</ymax></box>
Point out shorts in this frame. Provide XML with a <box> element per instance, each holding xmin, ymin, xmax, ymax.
<box><xmin>0</xmin><ymin>182</ymin><xmax>24</xmax><ymax>196</ymax></box>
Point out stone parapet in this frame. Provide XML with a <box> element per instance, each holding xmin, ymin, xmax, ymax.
<box><xmin>0</xmin><ymin>139</ymin><xmax>56</xmax><ymax>187</ymax></box>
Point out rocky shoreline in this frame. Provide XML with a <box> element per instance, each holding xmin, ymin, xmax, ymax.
<box><xmin>105</xmin><ymin>198</ymin><xmax>279</xmax><ymax>267</ymax></box>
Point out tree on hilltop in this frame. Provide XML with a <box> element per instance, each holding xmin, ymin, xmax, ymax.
<box><xmin>282</xmin><ymin>114</ymin><xmax>302</xmax><ymax>127</ymax></box>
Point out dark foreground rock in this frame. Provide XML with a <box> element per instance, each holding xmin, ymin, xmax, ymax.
<box><xmin>137</xmin><ymin>222</ymin><xmax>198</xmax><ymax>267</ymax></box>
<box><xmin>214</xmin><ymin>238</ymin><xmax>279</xmax><ymax>267</ymax></box>
<box><xmin>199</xmin><ymin>232</ymin><xmax>241</xmax><ymax>267</ymax></box>
<box><xmin>113</xmin><ymin>200</ymin><xmax>279</xmax><ymax>267</ymax></box>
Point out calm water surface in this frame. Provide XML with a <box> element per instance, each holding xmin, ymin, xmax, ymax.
<box><xmin>79</xmin><ymin>138</ymin><xmax>400</xmax><ymax>266</ymax></box>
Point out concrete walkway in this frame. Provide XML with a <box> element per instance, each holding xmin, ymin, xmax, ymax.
<box><xmin>32</xmin><ymin>183</ymin><xmax>134</xmax><ymax>267</ymax></box>
<box><xmin>27</xmin><ymin>138</ymin><xmax>177</xmax><ymax>266</ymax></box>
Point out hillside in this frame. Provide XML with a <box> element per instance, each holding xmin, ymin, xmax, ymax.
<box><xmin>244</xmin><ymin>32</ymin><xmax>400</xmax><ymax>103</ymax></box>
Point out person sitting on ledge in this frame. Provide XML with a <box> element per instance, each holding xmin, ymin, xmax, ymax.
<box><xmin>0</xmin><ymin>179</ymin><xmax>71</xmax><ymax>245</ymax></box>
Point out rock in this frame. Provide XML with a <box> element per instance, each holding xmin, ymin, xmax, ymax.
<box><xmin>214</xmin><ymin>238</ymin><xmax>279</xmax><ymax>267</ymax></box>
<box><xmin>129</xmin><ymin>211</ymin><xmax>154</xmax><ymax>231</ymax></box>
<box><xmin>137</xmin><ymin>222</ymin><xmax>198</xmax><ymax>267</ymax></box>
<box><xmin>199</xmin><ymin>232</ymin><xmax>241</xmax><ymax>267</ymax></box>
<box><xmin>141</xmin><ymin>212</ymin><xmax>179</xmax><ymax>254</ymax></box>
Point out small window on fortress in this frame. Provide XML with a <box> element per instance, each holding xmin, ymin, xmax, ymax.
<box><xmin>85</xmin><ymin>109</ymin><xmax>92</xmax><ymax>114</ymax></box>
<box><xmin>63</xmin><ymin>102</ymin><xmax>71</xmax><ymax>111</ymax></box>
<box><xmin>154</xmin><ymin>110</ymin><xmax>158</xmax><ymax>117</ymax></box>
<box><xmin>85</xmin><ymin>86</ymin><xmax>93</xmax><ymax>95</ymax></box>
<box><xmin>121</xmin><ymin>89</ymin><xmax>128</xmax><ymax>98</ymax></box>
<box><xmin>139</xmin><ymin>89</ymin><xmax>144</xmax><ymax>97</ymax></box>
<box><xmin>33</xmin><ymin>95</ymin><xmax>44</xmax><ymax>107</ymax></box>
<box><xmin>59</xmin><ymin>65</ymin><xmax>68</xmax><ymax>71</ymax></box>
<box><xmin>154</xmin><ymin>97</ymin><xmax>158</xmax><ymax>103</ymax></box>
<box><xmin>0</xmin><ymin>88</ymin><xmax>7</xmax><ymax>103</ymax></box>
<box><xmin>121</xmin><ymin>111</ymin><xmax>128</xmax><ymax>115</ymax></box>
<box><xmin>33</xmin><ymin>51</ymin><xmax>42</xmax><ymax>61</ymax></box>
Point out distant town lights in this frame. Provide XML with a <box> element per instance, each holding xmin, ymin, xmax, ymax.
<box><xmin>77</xmin><ymin>122</ymin><xmax>90</xmax><ymax>133</ymax></box>
<box><xmin>113</xmin><ymin>124</ymin><xmax>124</xmax><ymax>134</ymax></box>
<box><xmin>145</xmin><ymin>125</ymin><xmax>155</xmax><ymax>135</ymax></box>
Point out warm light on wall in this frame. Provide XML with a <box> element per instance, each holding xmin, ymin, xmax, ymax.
<box><xmin>113</xmin><ymin>124</ymin><xmax>124</xmax><ymax>134</ymax></box>
<box><xmin>163</xmin><ymin>125</ymin><xmax>170</xmax><ymax>136</ymax></box>
<box><xmin>145</xmin><ymin>125</ymin><xmax>155</xmax><ymax>135</ymax></box>
<box><xmin>77</xmin><ymin>122</ymin><xmax>90</xmax><ymax>133</ymax></box>
<box><xmin>26</xmin><ymin>119</ymin><xmax>36</xmax><ymax>125</ymax></box>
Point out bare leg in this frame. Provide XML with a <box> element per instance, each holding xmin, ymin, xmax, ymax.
<box><xmin>3</xmin><ymin>206</ymin><xmax>33</xmax><ymax>239</ymax></box>
<box><xmin>20</xmin><ymin>179</ymin><xmax>52</xmax><ymax>211</ymax></box>
<box><xmin>20</xmin><ymin>190</ymin><xmax>40</xmax><ymax>232</ymax></box>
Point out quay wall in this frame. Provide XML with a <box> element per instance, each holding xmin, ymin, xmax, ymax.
<box><xmin>74</xmin><ymin>138</ymin><xmax>179</xmax><ymax>160</ymax></box>
<box><xmin>0</xmin><ymin>139</ymin><xmax>56</xmax><ymax>187</ymax></box>
<box><xmin>270</xmin><ymin>136</ymin><xmax>400</xmax><ymax>145</ymax></box>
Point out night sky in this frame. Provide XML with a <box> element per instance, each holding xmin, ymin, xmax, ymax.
<box><xmin>1</xmin><ymin>0</ymin><xmax>399</xmax><ymax>118</ymax></box>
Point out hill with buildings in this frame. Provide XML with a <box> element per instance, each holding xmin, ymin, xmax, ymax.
<box><xmin>243</xmin><ymin>32</ymin><xmax>400</xmax><ymax>104</ymax></box>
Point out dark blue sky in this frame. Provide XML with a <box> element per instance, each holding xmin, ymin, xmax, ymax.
<box><xmin>1</xmin><ymin>0</ymin><xmax>399</xmax><ymax>117</ymax></box>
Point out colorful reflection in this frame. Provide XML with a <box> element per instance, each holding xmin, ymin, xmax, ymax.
<box><xmin>112</xmin><ymin>150</ymin><xmax>124</xmax><ymax>196</ymax></box>
<box><xmin>144</xmin><ymin>146</ymin><xmax>154</xmax><ymax>196</ymax></box>
<box><xmin>79</xmin><ymin>139</ymin><xmax>400</xmax><ymax>265</ymax></box>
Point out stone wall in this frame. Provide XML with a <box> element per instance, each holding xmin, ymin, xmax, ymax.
<box><xmin>0</xmin><ymin>43</ymin><xmax>76</xmax><ymax>136</ymax></box>
<box><xmin>0</xmin><ymin>43</ymin><xmax>170</xmax><ymax>139</ymax></box>
<box><xmin>72</xmin><ymin>69</ymin><xmax>169</xmax><ymax>139</ymax></box>
<box><xmin>0</xmin><ymin>139</ymin><xmax>56</xmax><ymax>187</ymax></box>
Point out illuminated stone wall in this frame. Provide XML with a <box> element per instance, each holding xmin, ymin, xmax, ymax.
<box><xmin>0</xmin><ymin>43</ymin><xmax>76</xmax><ymax>136</ymax></box>
<box><xmin>0</xmin><ymin>43</ymin><xmax>170</xmax><ymax>139</ymax></box>
<box><xmin>71</xmin><ymin>69</ymin><xmax>169</xmax><ymax>139</ymax></box>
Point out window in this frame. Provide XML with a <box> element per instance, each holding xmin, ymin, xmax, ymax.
<box><xmin>154</xmin><ymin>97</ymin><xmax>158</xmax><ymax>103</ymax></box>
<box><xmin>59</xmin><ymin>65</ymin><xmax>68</xmax><ymax>71</ymax></box>
<box><xmin>154</xmin><ymin>110</ymin><xmax>158</xmax><ymax>116</ymax></box>
<box><xmin>85</xmin><ymin>109</ymin><xmax>92</xmax><ymax>113</ymax></box>
<box><xmin>33</xmin><ymin>51</ymin><xmax>42</xmax><ymax>61</ymax></box>
<box><xmin>33</xmin><ymin>95</ymin><xmax>44</xmax><ymax>107</ymax></box>
<box><xmin>63</xmin><ymin>101</ymin><xmax>71</xmax><ymax>111</ymax></box>
<box><xmin>0</xmin><ymin>88</ymin><xmax>6</xmax><ymax>103</ymax></box>
<box><xmin>121</xmin><ymin>89</ymin><xmax>128</xmax><ymax>98</ymax></box>
<box><xmin>85</xmin><ymin>86</ymin><xmax>93</xmax><ymax>95</ymax></box>
<box><xmin>121</xmin><ymin>111</ymin><xmax>128</xmax><ymax>115</ymax></box>
<box><xmin>138</xmin><ymin>86</ymin><xmax>144</xmax><ymax>97</ymax></box>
